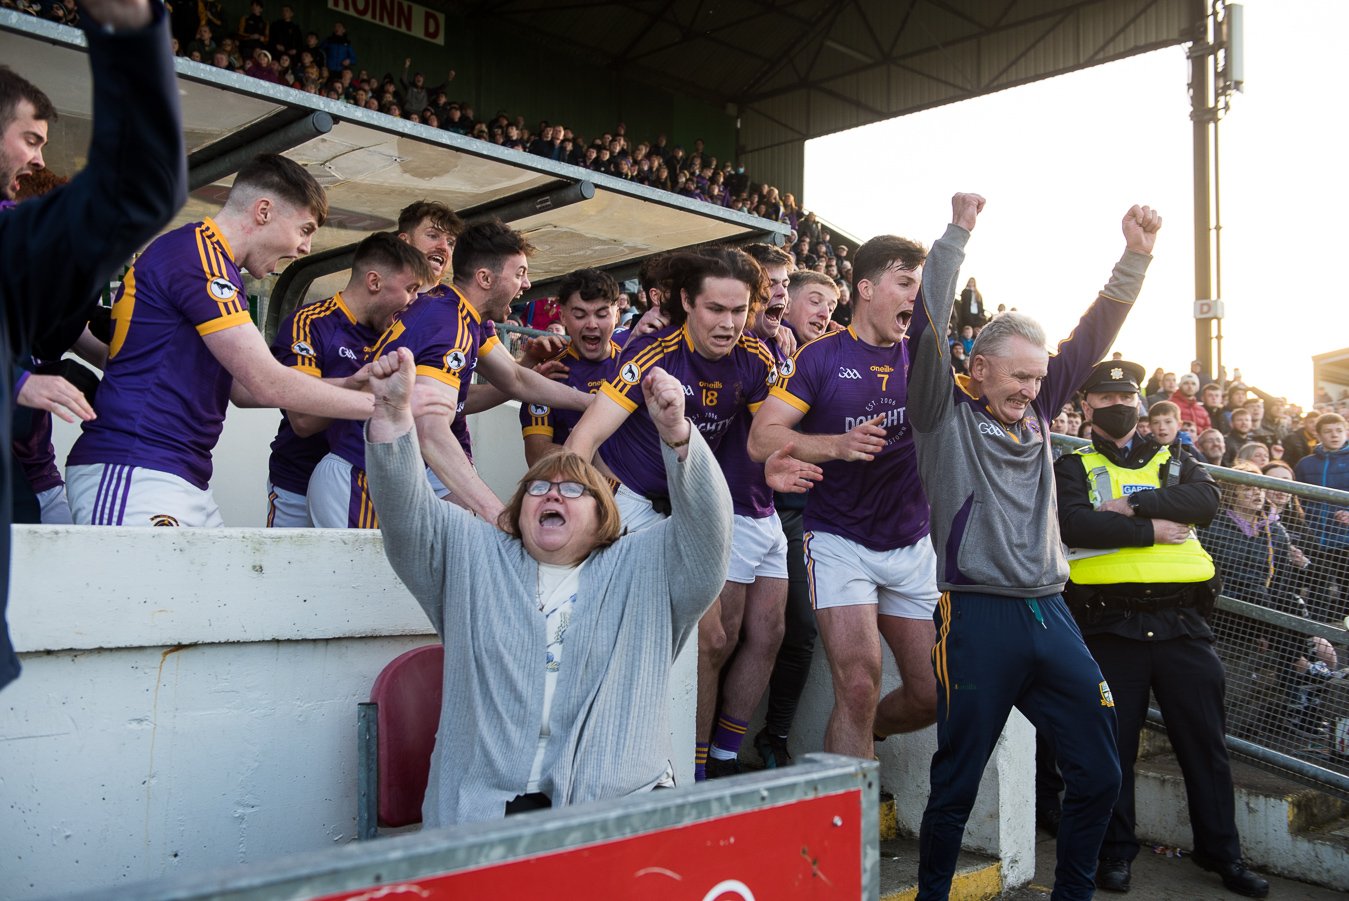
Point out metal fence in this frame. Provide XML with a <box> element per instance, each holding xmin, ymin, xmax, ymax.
<box><xmin>1053</xmin><ymin>435</ymin><xmax>1349</xmax><ymax>801</ymax></box>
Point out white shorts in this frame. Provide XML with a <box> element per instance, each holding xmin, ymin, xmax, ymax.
<box><xmin>614</xmin><ymin>482</ymin><xmax>669</xmax><ymax>534</ymax></box>
<box><xmin>266</xmin><ymin>482</ymin><xmax>312</xmax><ymax>528</ymax></box>
<box><xmin>67</xmin><ymin>464</ymin><xmax>224</xmax><ymax>528</ymax></box>
<box><xmin>726</xmin><ymin>512</ymin><xmax>789</xmax><ymax>584</ymax></box>
<box><xmin>36</xmin><ymin>485</ymin><xmax>73</xmax><ymax>525</ymax></box>
<box><xmin>308</xmin><ymin>454</ymin><xmax>379</xmax><ymax>529</ymax></box>
<box><xmin>804</xmin><ymin>530</ymin><xmax>939</xmax><ymax>619</ymax></box>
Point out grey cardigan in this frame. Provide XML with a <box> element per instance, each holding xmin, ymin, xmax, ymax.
<box><xmin>366</xmin><ymin>423</ymin><xmax>732</xmax><ymax>826</ymax></box>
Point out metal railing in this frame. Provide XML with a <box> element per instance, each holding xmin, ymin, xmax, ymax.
<box><xmin>62</xmin><ymin>754</ymin><xmax>879</xmax><ymax>901</ymax></box>
<box><xmin>1053</xmin><ymin>434</ymin><xmax>1349</xmax><ymax>800</ymax></box>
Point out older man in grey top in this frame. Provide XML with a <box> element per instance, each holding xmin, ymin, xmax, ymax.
<box><xmin>905</xmin><ymin>193</ymin><xmax>1162</xmax><ymax>900</ymax></box>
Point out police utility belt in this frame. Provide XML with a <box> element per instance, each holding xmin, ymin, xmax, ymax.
<box><xmin>1064</xmin><ymin>445</ymin><xmax>1215</xmax><ymax>593</ymax></box>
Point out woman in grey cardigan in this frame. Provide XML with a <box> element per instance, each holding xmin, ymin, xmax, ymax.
<box><xmin>363</xmin><ymin>347</ymin><xmax>738</xmax><ymax>825</ymax></box>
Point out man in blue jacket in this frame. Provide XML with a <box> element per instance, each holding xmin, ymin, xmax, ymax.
<box><xmin>0</xmin><ymin>0</ymin><xmax>186</xmax><ymax>691</ymax></box>
<box><xmin>1294</xmin><ymin>412</ymin><xmax>1349</xmax><ymax>623</ymax></box>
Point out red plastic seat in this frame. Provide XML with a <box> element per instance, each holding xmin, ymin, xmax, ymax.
<box><xmin>357</xmin><ymin>644</ymin><xmax>443</xmax><ymax>837</ymax></box>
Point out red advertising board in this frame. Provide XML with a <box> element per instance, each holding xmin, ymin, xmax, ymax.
<box><xmin>317</xmin><ymin>790</ymin><xmax>863</xmax><ymax>900</ymax></box>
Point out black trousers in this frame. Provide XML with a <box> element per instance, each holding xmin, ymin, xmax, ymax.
<box><xmin>762</xmin><ymin>507</ymin><xmax>817</xmax><ymax>737</ymax></box>
<box><xmin>1085</xmin><ymin>633</ymin><xmax>1241</xmax><ymax>864</ymax></box>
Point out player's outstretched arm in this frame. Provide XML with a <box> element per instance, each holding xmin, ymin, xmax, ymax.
<box><xmin>205</xmin><ymin>323</ymin><xmax>373</xmax><ymax>420</ymax></box>
<box><xmin>479</xmin><ymin>349</ymin><xmax>593</xmax><ymax>412</ymax></box>
<box><xmin>563</xmin><ymin>390</ymin><xmax>630</xmax><ymax>464</ymax></box>
<box><xmin>748</xmin><ymin>396</ymin><xmax>883</xmax><ymax>464</ymax></box>
<box><xmin>413</xmin><ymin>375</ymin><xmax>506</xmax><ymax>522</ymax></box>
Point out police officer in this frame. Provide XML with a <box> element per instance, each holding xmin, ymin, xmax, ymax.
<box><xmin>1054</xmin><ymin>360</ymin><xmax>1269</xmax><ymax>898</ymax></box>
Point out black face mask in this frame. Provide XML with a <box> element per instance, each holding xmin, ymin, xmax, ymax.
<box><xmin>1091</xmin><ymin>403</ymin><xmax>1139</xmax><ymax>440</ymax></box>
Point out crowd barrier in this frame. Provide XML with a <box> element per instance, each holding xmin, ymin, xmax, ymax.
<box><xmin>1052</xmin><ymin>435</ymin><xmax>1349</xmax><ymax>801</ymax></box>
<box><xmin>65</xmin><ymin>754</ymin><xmax>880</xmax><ymax>901</ymax></box>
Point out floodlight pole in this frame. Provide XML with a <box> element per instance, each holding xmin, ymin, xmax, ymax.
<box><xmin>1189</xmin><ymin>0</ymin><xmax>1242</xmax><ymax>386</ymax></box>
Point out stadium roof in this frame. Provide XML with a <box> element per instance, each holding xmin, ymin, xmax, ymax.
<box><xmin>444</xmin><ymin>0</ymin><xmax>1201</xmax><ymax>151</ymax></box>
<box><xmin>0</xmin><ymin>11</ymin><xmax>789</xmax><ymax>328</ymax></box>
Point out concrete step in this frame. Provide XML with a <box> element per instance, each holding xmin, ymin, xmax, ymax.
<box><xmin>994</xmin><ymin>832</ymin><xmax>1349</xmax><ymax>900</ymax></box>
<box><xmin>878</xmin><ymin>834</ymin><xmax>1002</xmax><ymax>901</ymax></box>
<box><xmin>1134</xmin><ymin>753</ymin><xmax>1349</xmax><ymax>891</ymax></box>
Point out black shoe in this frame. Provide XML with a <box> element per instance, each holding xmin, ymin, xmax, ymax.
<box><xmin>1191</xmin><ymin>853</ymin><xmax>1270</xmax><ymax>898</ymax></box>
<box><xmin>753</xmin><ymin>729</ymin><xmax>792</xmax><ymax>768</ymax></box>
<box><xmin>1096</xmin><ymin>857</ymin><xmax>1131</xmax><ymax>892</ymax></box>
<box><xmin>704</xmin><ymin>756</ymin><xmax>741</xmax><ymax>779</ymax></box>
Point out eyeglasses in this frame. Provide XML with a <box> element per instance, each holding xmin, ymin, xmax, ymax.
<box><xmin>524</xmin><ymin>480</ymin><xmax>590</xmax><ymax>499</ymax></box>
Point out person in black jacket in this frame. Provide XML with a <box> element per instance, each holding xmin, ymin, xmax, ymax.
<box><xmin>0</xmin><ymin>0</ymin><xmax>186</xmax><ymax>692</ymax></box>
<box><xmin>1054</xmin><ymin>360</ymin><xmax>1268</xmax><ymax>898</ymax></box>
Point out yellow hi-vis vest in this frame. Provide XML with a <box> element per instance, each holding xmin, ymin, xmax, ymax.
<box><xmin>1065</xmin><ymin>445</ymin><xmax>1216</xmax><ymax>585</ymax></box>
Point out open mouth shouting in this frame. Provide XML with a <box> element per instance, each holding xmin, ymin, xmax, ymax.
<box><xmin>425</xmin><ymin>250</ymin><xmax>447</xmax><ymax>277</ymax></box>
<box><xmin>762</xmin><ymin>300</ymin><xmax>787</xmax><ymax>330</ymax></box>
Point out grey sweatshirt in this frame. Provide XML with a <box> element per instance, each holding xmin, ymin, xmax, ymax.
<box><xmin>366</xmin><ymin>423</ymin><xmax>731</xmax><ymax>825</ymax></box>
<box><xmin>906</xmin><ymin>223</ymin><xmax>1152</xmax><ymax>597</ymax></box>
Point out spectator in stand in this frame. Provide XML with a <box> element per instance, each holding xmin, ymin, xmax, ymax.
<box><xmin>1170</xmin><ymin>372</ymin><xmax>1211</xmax><ymax>433</ymax></box>
<box><xmin>1293</xmin><ymin>412</ymin><xmax>1349</xmax><ymax>623</ymax></box>
<box><xmin>244</xmin><ymin>48</ymin><xmax>281</xmax><ymax>83</ymax></box>
<box><xmin>1222</xmin><ymin>408</ymin><xmax>1258</xmax><ymax>466</ymax></box>
<box><xmin>1149</xmin><ymin>400</ymin><xmax>1203</xmax><ymax>463</ymax></box>
<box><xmin>400</xmin><ymin>58</ymin><xmax>452</xmax><ymax>116</ymax></box>
<box><xmin>237</xmin><ymin>0</ymin><xmax>268</xmax><ymax>57</ymax></box>
<box><xmin>1146</xmin><ymin>371</ymin><xmax>1176</xmax><ymax>408</ymax></box>
<box><xmin>269</xmin><ymin>4</ymin><xmax>301</xmax><ymax>60</ymax></box>
<box><xmin>319</xmin><ymin>20</ymin><xmax>355</xmax><ymax>73</ymax></box>
<box><xmin>1283</xmin><ymin>411</ymin><xmax>1322</xmax><ymax>466</ymax></box>
<box><xmin>1201</xmin><ymin>382</ymin><xmax>1224</xmax><ymax>429</ymax></box>
<box><xmin>955</xmin><ymin>277</ymin><xmax>986</xmax><ymax>331</ymax></box>
<box><xmin>1196</xmin><ymin>428</ymin><xmax>1226</xmax><ymax>466</ymax></box>
<box><xmin>186</xmin><ymin>23</ymin><xmax>216</xmax><ymax>58</ymax></box>
<box><xmin>1235</xmin><ymin>441</ymin><xmax>1271</xmax><ymax>468</ymax></box>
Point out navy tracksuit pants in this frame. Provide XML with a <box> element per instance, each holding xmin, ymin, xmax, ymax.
<box><xmin>918</xmin><ymin>592</ymin><xmax>1121</xmax><ymax>901</ymax></box>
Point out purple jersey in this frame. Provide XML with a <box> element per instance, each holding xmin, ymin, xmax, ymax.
<box><xmin>770</xmin><ymin>327</ymin><xmax>930</xmax><ymax>551</ymax></box>
<box><xmin>266</xmin><ymin>292</ymin><xmax>378</xmax><ymax>495</ymax></box>
<box><xmin>12</xmin><ymin>370</ymin><xmax>62</xmax><ymax>495</ymax></box>
<box><xmin>599</xmin><ymin>324</ymin><xmax>777</xmax><ymax>500</ymax></box>
<box><xmin>68</xmin><ymin>219</ymin><xmax>251</xmax><ymax>488</ymax></box>
<box><xmin>715</xmin><ymin>329</ymin><xmax>789</xmax><ymax>518</ymax></box>
<box><xmin>520</xmin><ymin>340</ymin><xmax>620</xmax><ymax>446</ymax></box>
<box><xmin>328</xmin><ymin>283</ymin><xmax>501</xmax><ymax>469</ymax></box>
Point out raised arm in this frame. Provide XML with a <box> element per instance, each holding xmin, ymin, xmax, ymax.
<box><xmin>563</xmin><ymin>390</ymin><xmax>632</xmax><ymax>463</ymax></box>
<box><xmin>411</xmin><ymin>375</ymin><xmax>506</xmax><ymax>522</ymax></box>
<box><xmin>1040</xmin><ymin>205</ymin><xmax>1161</xmax><ymax>413</ymax></box>
<box><xmin>908</xmin><ymin>192</ymin><xmax>983</xmax><ymax>433</ymax></box>
<box><xmin>478</xmin><ymin>348</ymin><xmax>593</xmax><ymax>411</ymax></box>
<box><xmin>364</xmin><ymin>349</ymin><xmax>464</xmax><ymax>636</ymax></box>
<box><xmin>204</xmin><ymin>324</ymin><xmax>374</xmax><ymax>420</ymax></box>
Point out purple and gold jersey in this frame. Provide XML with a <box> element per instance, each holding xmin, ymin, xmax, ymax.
<box><xmin>68</xmin><ymin>219</ymin><xmax>251</xmax><ymax>489</ymax></box>
<box><xmin>328</xmin><ymin>283</ymin><xmax>501</xmax><ymax>469</ymax></box>
<box><xmin>714</xmin><ymin>330</ymin><xmax>788</xmax><ymax>518</ymax></box>
<box><xmin>770</xmin><ymin>327</ymin><xmax>930</xmax><ymax>551</ymax></box>
<box><xmin>266</xmin><ymin>293</ymin><xmax>378</xmax><ymax>495</ymax></box>
<box><xmin>519</xmin><ymin>340</ymin><xmax>621</xmax><ymax>446</ymax></box>
<box><xmin>599</xmin><ymin>324</ymin><xmax>777</xmax><ymax>500</ymax></box>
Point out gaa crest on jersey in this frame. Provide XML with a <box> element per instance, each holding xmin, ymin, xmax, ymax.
<box><xmin>444</xmin><ymin>349</ymin><xmax>468</xmax><ymax>372</ymax></box>
<box><xmin>620</xmin><ymin>361</ymin><xmax>642</xmax><ymax>384</ymax></box>
<box><xmin>779</xmin><ymin>358</ymin><xmax>795</xmax><ymax>378</ymax></box>
<box><xmin>529</xmin><ymin>403</ymin><xmax>549</xmax><ymax>416</ymax></box>
<box><xmin>150</xmin><ymin>514</ymin><xmax>181</xmax><ymax>527</ymax></box>
<box><xmin>209</xmin><ymin>277</ymin><xmax>238</xmax><ymax>301</ymax></box>
<box><xmin>292</xmin><ymin>341</ymin><xmax>317</xmax><ymax>357</ymax></box>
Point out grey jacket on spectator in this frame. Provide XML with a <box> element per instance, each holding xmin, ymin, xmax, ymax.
<box><xmin>366</xmin><ymin>424</ymin><xmax>731</xmax><ymax>825</ymax></box>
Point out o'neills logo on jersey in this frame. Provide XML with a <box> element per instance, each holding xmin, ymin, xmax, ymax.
<box><xmin>444</xmin><ymin>350</ymin><xmax>467</xmax><ymax>371</ymax></box>
<box><xmin>869</xmin><ymin>364</ymin><xmax>894</xmax><ymax>374</ymax></box>
<box><xmin>292</xmin><ymin>341</ymin><xmax>316</xmax><ymax>357</ymax></box>
<box><xmin>209</xmin><ymin>277</ymin><xmax>238</xmax><ymax>300</ymax></box>
<box><xmin>620</xmin><ymin>362</ymin><xmax>641</xmax><ymax>384</ymax></box>
<box><xmin>698</xmin><ymin>380</ymin><xmax>723</xmax><ymax>390</ymax></box>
